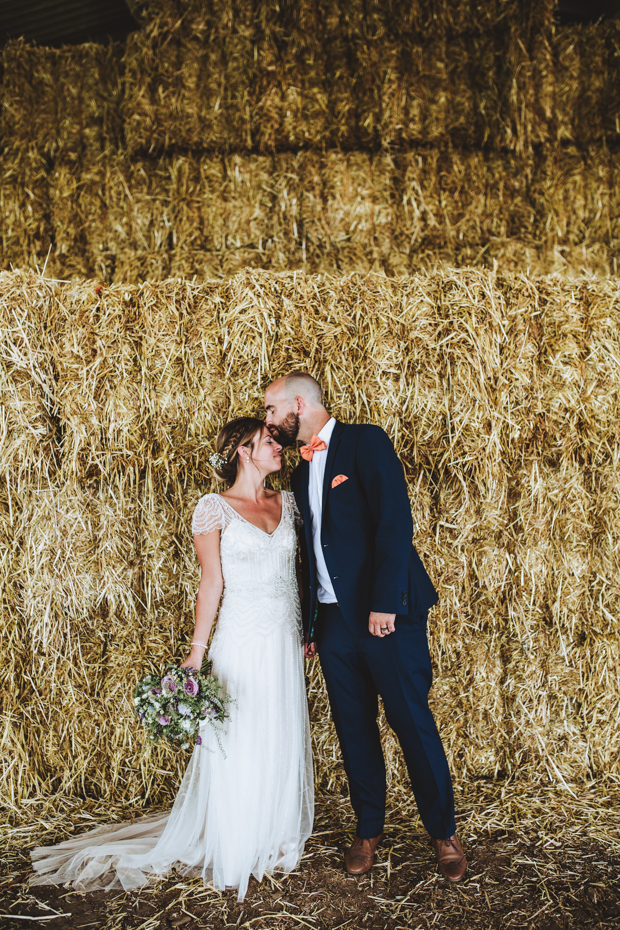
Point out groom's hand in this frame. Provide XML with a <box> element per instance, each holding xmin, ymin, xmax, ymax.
<box><xmin>304</xmin><ymin>637</ymin><xmax>317</xmax><ymax>658</ymax></box>
<box><xmin>369</xmin><ymin>611</ymin><xmax>396</xmax><ymax>637</ymax></box>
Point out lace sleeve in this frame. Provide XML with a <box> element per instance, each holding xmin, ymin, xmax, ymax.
<box><xmin>286</xmin><ymin>491</ymin><xmax>303</xmax><ymax>529</ymax></box>
<box><xmin>192</xmin><ymin>494</ymin><xmax>225</xmax><ymax>535</ymax></box>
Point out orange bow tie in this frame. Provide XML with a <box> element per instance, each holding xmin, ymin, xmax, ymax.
<box><xmin>300</xmin><ymin>434</ymin><xmax>328</xmax><ymax>461</ymax></box>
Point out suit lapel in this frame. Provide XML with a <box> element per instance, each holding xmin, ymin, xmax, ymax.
<box><xmin>297</xmin><ymin>458</ymin><xmax>314</xmax><ymax>559</ymax></box>
<box><xmin>322</xmin><ymin>420</ymin><xmax>344</xmax><ymax>514</ymax></box>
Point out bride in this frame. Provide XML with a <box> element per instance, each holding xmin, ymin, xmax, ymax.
<box><xmin>31</xmin><ymin>417</ymin><xmax>314</xmax><ymax>901</ymax></box>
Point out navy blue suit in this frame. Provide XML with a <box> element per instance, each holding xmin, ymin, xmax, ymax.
<box><xmin>291</xmin><ymin>421</ymin><xmax>455</xmax><ymax>840</ymax></box>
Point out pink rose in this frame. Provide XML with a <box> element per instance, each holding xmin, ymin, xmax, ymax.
<box><xmin>184</xmin><ymin>677</ymin><xmax>199</xmax><ymax>697</ymax></box>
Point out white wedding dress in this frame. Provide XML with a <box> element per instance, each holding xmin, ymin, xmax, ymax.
<box><xmin>31</xmin><ymin>491</ymin><xmax>314</xmax><ymax>901</ymax></box>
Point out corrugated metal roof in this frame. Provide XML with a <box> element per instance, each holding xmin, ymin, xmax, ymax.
<box><xmin>557</xmin><ymin>0</ymin><xmax>620</xmax><ymax>24</ymax></box>
<box><xmin>3</xmin><ymin>2</ymin><xmax>620</xmax><ymax>48</ymax></box>
<box><xmin>0</xmin><ymin>0</ymin><xmax>139</xmax><ymax>47</ymax></box>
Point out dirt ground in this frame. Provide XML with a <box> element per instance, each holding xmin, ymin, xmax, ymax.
<box><xmin>2</xmin><ymin>784</ymin><xmax>620</xmax><ymax>930</ymax></box>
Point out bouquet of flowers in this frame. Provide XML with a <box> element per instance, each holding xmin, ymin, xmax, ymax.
<box><xmin>134</xmin><ymin>662</ymin><xmax>230</xmax><ymax>750</ymax></box>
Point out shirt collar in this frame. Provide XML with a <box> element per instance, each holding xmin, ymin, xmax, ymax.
<box><xmin>319</xmin><ymin>417</ymin><xmax>336</xmax><ymax>443</ymax></box>
<box><xmin>317</xmin><ymin>416</ymin><xmax>337</xmax><ymax>444</ymax></box>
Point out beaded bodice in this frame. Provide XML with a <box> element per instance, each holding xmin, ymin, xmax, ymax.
<box><xmin>192</xmin><ymin>491</ymin><xmax>303</xmax><ymax>640</ymax></box>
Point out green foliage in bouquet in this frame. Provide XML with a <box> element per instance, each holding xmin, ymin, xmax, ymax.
<box><xmin>134</xmin><ymin>662</ymin><xmax>230</xmax><ymax>750</ymax></box>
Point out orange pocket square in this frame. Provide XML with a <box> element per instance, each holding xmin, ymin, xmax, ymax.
<box><xmin>332</xmin><ymin>474</ymin><xmax>348</xmax><ymax>488</ymax></box>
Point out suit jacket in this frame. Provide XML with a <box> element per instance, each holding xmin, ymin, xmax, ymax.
<box><xmin>291</xmin><ymin>421</ymin><xmax>438</xmax><ymax>642</ymax></box>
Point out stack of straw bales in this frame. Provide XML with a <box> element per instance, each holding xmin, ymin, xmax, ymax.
<box><xmin>1</xmin><ymin>268</ymin><xmax>619</xmax><ymax>809</ymax></box>
<box><xmin>0</xmin><ymin>1</ymin><xmax>619</xmax><ymax>281</ymax></box>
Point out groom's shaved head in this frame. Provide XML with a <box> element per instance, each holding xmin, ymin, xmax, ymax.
<box><xmin>282</xmin><ymin>372</ymin><xmax>323</xmax><ymax>406</ymax></box>
<box><xmin>264</xmin><ymin>372</ymin><xmax>328</xmax><ymax>446</ymax></box>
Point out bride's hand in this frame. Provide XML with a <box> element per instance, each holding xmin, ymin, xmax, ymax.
<box><xmin>181</xmin><ymin>647</ymin><xmax>205</xmax><ymax>669</ymax></box>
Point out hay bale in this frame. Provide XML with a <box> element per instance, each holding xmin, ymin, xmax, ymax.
<box><xmin>601</xmin><ymin>22</ymin><xmax>620</xmax><ymax>141</ymax></box>
<box><xmin>578</xmin><ymin>279</ymin><xmax>620</xmax><ymax>774</ymax></box>
<box><xmin>576</xmin><ymin>27</ymin><xmax>607</xmax><ymax>145</ymax></box>
<box><xmin>217</xmin><ymin>269</ymin><xmax>513</xmax><ymax>781</ymax></box>
<box><xmin>101</xmin><ymin>153</ymin><xmax>281</xmax><ymax>281</ymax></box>
<box><xmin>3</xmin><ymin>269</ymin><xmax>620</xmax><ymax>804</ymax></box>
<box><xmin>0</xmin><ymin>149</ymin><xmax>52</xmax><ymax>275</ymax></box>
<box><xmin>531</xmin><ymin>143</ymin><xmax>616</xmax><ymax>277</ymax></box>
<box><xmin>4</xmin><ymin>143</ymin><xmax>618</xmax><ymax>284</ymax></box>
<box><xmin>122</xmin><ymin>1</ymin><xmax>255</xmax><ymax>156</ymax></box>
<box><xmin>164</xmin><ymin>155</ymin><xmax>230</xmax><ymax>278</ymax></box>
<box><xmin>47</xmin><ymin>280</ymin><xmax>145</xmax><ymax>480</ymax></box>
<box><xmin>0</xmin><ymin>5</ymin><xmax>619</xmax><ymax>280</ymax></box>
<box><xmin>0</xmin><ymin>272</ymin><xmax>56</xmax><ymax>480</ymax></box>
<box><xmin>250</xmin><ymin>22</ymin><xmax>334</xmax><ymax>152</ymax></box>
<box><xmin>500</xmin><ymin>276</ymin><xmax>620</xmax><ymax>783</ymax></box>
<box><xmin>103</xmin><ymin>155</ymin><xmax>175</xmax><ymax>283</ymax></box>
<box><xmin>2</xmin><ymin>469</ymin><xmax>204</xmax><ymax>804</ymax></box>
<box><xmin>137</xmin><ymin>278</ymin><xmax>229</xmax><ymax>466</ymax></box>
<box><xmin>1</xmin><ymin>264</ymin><xmax>618</xmax><ymax>798</ymax></box>
<box><xmin>0</xmin><ymin>40</ymin><xmax>123</xmax><ymax>161</ymax></box>
<box><xmin>303</xmin><ymin>151</ymin><xmax>399</xmax><ymax>273</ymax></box>
<box><xmin>46</xmin><ymin>159</ymin><xmax>112</xmax><ymax>280</ymax></box>
<box><xmin>395</xmin><ymin>148</ymin><xmax>540</xmax><ymax>271</ymax></box>
<box><xmin>0</xmin><ymin>40</ymin><xmax>122</xmax><ymax>278</ymax></box>
<box><xmin>212</xmin><ymin>155</ymin><xmax>279</xmax><ymax>272</ymax></box>
<box><xmin>504</xmin><ymin>457</ymin><xmax>591</xmax><ymax>785</ymax></box>
<box><xmin>117</xmin><ymin>0</ymin><xmax>560</xmax><ymax>156</ymax></box>
<box><xmin>47</xmin><ymin>275</ymin><xmax>227</xmax><ymax>479</ymax></box>
<box><xmin>551</xmin><ymin>23</ymin><xmax>620</xmax><ymax>146</ymax></box>
<box><xmin>16</xmin><ymin>483</ymin><xmax>99</xmax><ymax>649</ymax></box>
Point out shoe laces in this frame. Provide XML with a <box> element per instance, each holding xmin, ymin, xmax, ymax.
<box><xmin>435</xmin><ymin>836</ymin><xmax>461</xmax><ymax>859</ymax></box>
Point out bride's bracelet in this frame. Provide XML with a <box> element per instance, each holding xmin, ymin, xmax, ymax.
<box><xmin>191</xmin><ymin>641</ymin><xmax>208</xmax><ymax>649</ymax></box>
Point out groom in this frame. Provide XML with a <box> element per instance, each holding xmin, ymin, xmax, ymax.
<box><xmin>264</xmin><ymin>372</ymin><xmax>466</xmax><ymax>882</ymax></box>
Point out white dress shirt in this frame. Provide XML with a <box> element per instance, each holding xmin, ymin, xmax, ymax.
<box><xmin>308</xmin><ymin>416</ymin><xmax>338</xmax><ymax>603</ymax></box>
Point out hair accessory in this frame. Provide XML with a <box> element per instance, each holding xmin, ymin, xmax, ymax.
<box><xmin>209</xmin><ymin>452</ymin><xmax>228</xmax><ymax>469</ymax></box>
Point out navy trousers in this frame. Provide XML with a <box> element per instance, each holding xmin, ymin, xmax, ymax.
<box><xmin>316</xmin><ymin>603</ymin><xmax>456</xmax><ymax>840</ymax></box>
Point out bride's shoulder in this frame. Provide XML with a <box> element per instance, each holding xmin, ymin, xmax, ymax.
<box><xmin>195</xmin><ymin>491</ymin><xmax>223</xmax><ymax>509</ymax></box>
<box><xmin>191</xmin><ymin>492</ymin><xmax>226</xmax><ymax>535</ymax></box>
<box><xmin>281</xmin><ymin>489</ymin><xmax>302</xmax><ymax>526</ymax></box>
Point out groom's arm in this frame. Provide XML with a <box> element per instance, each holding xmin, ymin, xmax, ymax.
<box><xmin>356</xmin><ymin>425</ymin><xmax>414</xmax><ymax>616</ymax></box>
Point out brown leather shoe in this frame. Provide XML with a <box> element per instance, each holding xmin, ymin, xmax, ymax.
<box><xmin>345</xmin><ymin>833</ymin><xmax>383</xmax><ymax>875</ymax></box>
<box><xmin>432</xmin><ymin>834</ymin><xmax>467</xmax><ymax>882</ymax></box>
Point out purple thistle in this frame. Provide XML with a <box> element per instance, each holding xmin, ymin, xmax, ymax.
<box><xmin>158</xmin><ymin>715</ymin><xmax>171</xmax><ymax>726</ymax></box>
<box><xmin>161</xmin><ymin>675</ymin><xmax>177</xmax><ymax>693</ymax></box>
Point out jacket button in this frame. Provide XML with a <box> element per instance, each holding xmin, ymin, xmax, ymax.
<box><xmin>334</xmin><ymin>575</ymin><xmax>339</xmax><ymax>580</ymax></box>
<box><xmin>323</xmin><ymin>543</ymin><xmax>328</xmax><ymax>547</ymax></box>
<box><xmin>401</xmin><ymin>593</ymin><xmax>407</xmax><ymax>605</ymax></box>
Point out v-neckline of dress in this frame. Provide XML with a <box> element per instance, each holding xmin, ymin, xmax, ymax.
<box><xmin>216</xmin><ymin>493</ymin><xmax>284</xmax><ymax>538</ymax></box>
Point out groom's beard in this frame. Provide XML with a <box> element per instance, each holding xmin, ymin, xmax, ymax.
<box><xmin>269</xmin><ymin>412</ymin><xmax>300</xmax><ymax>448</ymax></box>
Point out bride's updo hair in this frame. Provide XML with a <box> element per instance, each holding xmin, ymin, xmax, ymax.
<box><xmin>210</xmin><ymin>416</ymin><xmax>266</xmax><ymax>483</ymax></box>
